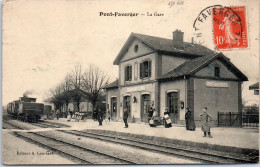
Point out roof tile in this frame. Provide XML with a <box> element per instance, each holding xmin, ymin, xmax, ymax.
<box><xmin>104</xmin><ymin>79</ymin><xmax>119</xmax><ymax>89</ymax></box>
<box><xmin>133</xmin><ymin>33</ymin><xmax>215</xmax><ymax>56</ymax></box>
<box><xmin>159</xmin><ymin>53</ymin><xmax>218</xmax><ymax>79</ymax></box>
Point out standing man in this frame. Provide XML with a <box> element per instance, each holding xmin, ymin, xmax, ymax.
<box><xmin>200</xmin><ymin>107</ymin><xmax>213</xmax><ymax>138</ymax></box>
<box><xmin>97</xmin><ymin>108</ymin><xmax>103</xmax><ymax>126</ymax></box>
<box><xmin>123</xmin><ymin>107</ymin><xmax>129</xmax><ymax>128</ymax></box>
<box><xmin>93</xmin><ymin>108</ymin><xmax>97</xmax><ymax>121</ymax></box>
<box><xmin>56</xmin><ymin>109</ymin><xmax>60</xmax><ymax>120</ymax></box>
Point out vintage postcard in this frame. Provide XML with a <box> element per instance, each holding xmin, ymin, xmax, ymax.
<box><xmin>2</xmin><ymin>0</ymin><xmax>259</xmax><ymax>165</ymax></box>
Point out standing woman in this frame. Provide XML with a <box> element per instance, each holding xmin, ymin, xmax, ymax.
<box><xmin>148</xmin><ymin>106</ymin><xmax>154</xmax><ymax>123</ymax></box>
<box><xmin>107</xmin><ymin>109</ymin><xmax>111</xmax><ymax>122</ymax></box>
<box><xmin>200</xmin><ymin>107</ymin><xmax>212</xmax><ymax>138</ymax></box>
<box><xmin>163</xmin><ymin>108</ymin><xmax>172</xmax><ymax>128</ymax></box>
<box><xmin>185</xmin><ymin>108</ymin><xmax>190</xmax><ymax>130</ymax></box>
<box><xmin>185</xmin><ymin>108</ymin><xmax>196</xmax><ymax>131</ymax></box>
<box><xmin>123</xmin><ymin>107</ymin><xmax>129</xmax><ymax>128</ymax></box>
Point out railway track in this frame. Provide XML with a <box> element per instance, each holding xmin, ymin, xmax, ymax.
<box><xmin>31</xmin><ymin>121</ymin><xmax>70</xmax><ymax>128</ymax></box>
<box><xmin>3</xmin><ymin>120</ymin><xmax>258</xmax><ymax>164</ymax></box>
<box><xmin>58</xmin><ymin>129</ymin><xmax>256</xmax><ymax>164</ymax></box>
<box><xmin>2</xmin><ymin>120</ymin><xmax>22</xmax><ymax>130</ymax></box>
<box><xmin>2</xmin><ymin>121</ymin><xmax>137</xmax><ymax>164</ymax></box>
<box><xmin>13</xmin><ymin>131</ymin><xmax>136</xmax><ymax>164</ymax></box>
<box><xmin>31</xmin><ymin>119</ymin><xmax>255</xmax><ymax>164</ymax></box>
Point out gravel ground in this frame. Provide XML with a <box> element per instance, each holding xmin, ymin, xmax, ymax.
<box><xmin>38</xmin><ymin>129</ymin><xmax>201</xmax><ymax>164</ymax></box>
<box><xmin>47</xmin><ymin>118</ymin><xmax>259</xmax><ymax>150</ymax></box>
<box><xmin>2</xmin><ymin>117</ymin><xmax>258</xmax><ymax>165</ymax></box>
<box><xmin>2</xmin><ymin>119</ymin><xmax>200</xmax><ymax>164</ymax></box>
<box><xmin>2</xmin><ymin>130</ymin><xmax>75</xmax><ymax>165</ymax></box>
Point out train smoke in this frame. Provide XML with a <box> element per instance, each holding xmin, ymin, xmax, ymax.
<box><xmin>23</xmin><ymin>90</ymin><xmax>34</xmax><ymax>97</ymax></box>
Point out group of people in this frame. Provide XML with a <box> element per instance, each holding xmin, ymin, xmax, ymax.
<box><xmin>185</xmin><ymin>107</ymin><xmax>213</xmax><ymax>138</ymax></box>
<box><xmin>55</xmin><ymin>105</ymin><xmax>213</xmax><ymax>138</ymax></box>
<box><xmin>147</xmin><ymin>106</ymin><xmax>213</xmax><ymax>138</ymax></box>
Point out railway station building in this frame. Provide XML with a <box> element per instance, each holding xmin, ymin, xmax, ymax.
<box><xmin>104</xmin><ymin>30</ymin><xmax>248</xmax><ymax>126</ymax></box>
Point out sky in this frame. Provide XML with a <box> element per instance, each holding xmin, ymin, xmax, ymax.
<box><xmin>2</xmin><ymin>0</ymin><xmax>259</xmax><ymax>106</ymax></box>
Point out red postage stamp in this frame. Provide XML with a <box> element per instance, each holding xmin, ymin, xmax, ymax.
<box><xmin>212</xmin><ymin>6</ymin><xmax>248</xmax><ymax>50</ymax></box>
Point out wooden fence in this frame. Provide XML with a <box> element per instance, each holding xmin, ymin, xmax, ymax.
<box><xmin>218</xmin><ymin>112</ymin><xmax>259</xmax><ymax>128</ymax></box>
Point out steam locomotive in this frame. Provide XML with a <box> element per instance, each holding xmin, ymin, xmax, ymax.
<box><xmin>7</xmin><ymin>96</ymin><xmax>44</xmax><ymax>122</ymax></box>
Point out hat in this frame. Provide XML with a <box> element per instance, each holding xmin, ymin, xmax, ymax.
<box><xmin>203</xmin><ymin>107</ymin><xmax>207</xmax><ymax>111</ymax></box>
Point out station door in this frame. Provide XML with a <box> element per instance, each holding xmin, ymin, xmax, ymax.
<box><xmin>123</xmin><ymin>96</ymin><xmax>131</xmax><ymax>119</ymax></box>
<box><xmin>111</xmin><ymin>97</ymin><xmax>117</xmax><ymax>120</ymax></box>
<box><xmin>167</xmin><ymin>92</ymin><xmax>179</xmax><ymax>123</ymax></box>
<box><xmin>141</xmin><ymin>94</ymin><xmax>150</xmax><ymax>122</ymax></box>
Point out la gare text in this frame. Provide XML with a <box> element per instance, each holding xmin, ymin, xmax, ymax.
<box><xmin>99</xmin><ymin>12</ymin><xmax>164</xmax><ymax>17</ymax></box>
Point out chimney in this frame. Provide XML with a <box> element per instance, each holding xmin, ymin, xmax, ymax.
<box><xmin>172</xmin><ymin>29</ymin><xmax>184</xmax><ymax>49</ymax></box>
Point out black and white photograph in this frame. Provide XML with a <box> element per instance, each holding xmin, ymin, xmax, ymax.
<box><xmin>2</xmin><ymin>0</ymin><xmax>259</xmax><ymax>165</ymax></box>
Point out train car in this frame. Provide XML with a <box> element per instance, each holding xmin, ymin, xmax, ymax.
<box><xmin>7</xmin><ymin>100</ymin><xmax>20</xmax><ymax>118</ymax></box>
<box><xmin>44</xmin><ymin>105</ymin><xmax>53</xmax><ymax>120</ymax></box>
<box><xmin>7</xmin><ymin>96</ymin><xmax>44</xmax><ymax>122</ymax></box>
<box><xmin>18</xmin><ymin>102</ymin><xmax>44</xmax><ymax>122</ymax></box>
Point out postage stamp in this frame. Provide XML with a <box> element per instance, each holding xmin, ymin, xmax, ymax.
<box><xmin>212</xmin><ymin>6</ymin><xmax>248</xmax><ymax>50</ymax></box>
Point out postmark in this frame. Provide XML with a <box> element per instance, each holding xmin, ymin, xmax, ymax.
<box><xmin>212</xmin><ymin>6</ymin><xmax>248</xmax><ymax>50</ymax></box>
<box><xmin>193</xmin><ymin>5</ymin><xmax>223</xmax><ymax>46</ymax></box>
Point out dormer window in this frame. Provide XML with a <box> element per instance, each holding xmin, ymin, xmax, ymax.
<box><xmin>125</xmin><ymin>65</ymin><xmax>132</xmax><ymax>81</ymax></box>
<box><xmin>140</xmin><ymin>60</ymin><xmax>151</xmax><ymax>79</ymax></box>
<box><xmin>214</xmin><ymin>66</ymin><xmax>220</xmax><ymax>78</ymax></box>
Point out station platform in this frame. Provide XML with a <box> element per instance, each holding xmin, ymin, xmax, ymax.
<box><xmin>47</xmin><ymin>118</ymin><xmax>259</xmax><ymax>153</ymax></box>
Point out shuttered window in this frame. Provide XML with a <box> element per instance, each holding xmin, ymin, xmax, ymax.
<box><xmin>140</xmin><ymin>60</ymin><xmax>152</xmax><ymax>79</ymax></box>
<box><xmin>125</xmin><ymin>65</ymin><xmax>132</xmax><ymax>81</ymax></box>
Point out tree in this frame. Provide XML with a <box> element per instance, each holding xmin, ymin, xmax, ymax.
<box><xmin>82</xmin><ymin>64</ymin><xmax>109</xmax><ymax>111</ymax></box>
<box><xmin>45</xmin><ymin>84</ymin><xmax>63</xmax><ymax>111</ymax></box>
<box><xmin>60</xmin><ymin>74</ymin><xmax>73</xmax><ymax>115</ymax></box>
<box><xmin>67</xmin><ymin>63</ymin><xmax>84</xmax><ymax>112</ymax></box>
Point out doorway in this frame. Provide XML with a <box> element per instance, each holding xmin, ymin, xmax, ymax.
<box><xmin>123</xmin><ymin>96</ymin><xmax>131</xmax><ymax>119</ymax></box>
<box><xmin>167</xmin><ymin>92</ymin><xmax>179</xmax><ymax>123</ymax></box>
<box><xmin>141</xmin><ymin>94</ymin><xmax>150</xmax><ymax>122</ymax></box>
<box><xmin>111</xmin><ymin>97</ymin><xmax>117</xmax><ymax>120</ymax></box>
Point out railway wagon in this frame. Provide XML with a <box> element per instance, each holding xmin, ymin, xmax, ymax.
<box><xmin>7</xmin><ymin>100</ymin><xmax>20</xmax><ymax>118</ymax></box>
<box><xmin>44</xmin><ymin>105</ymin><xmax>53</xmax><ymax>120</ymax></box>
<box><xmin>18</xmin><ymin>102</ymin><xmax>44</xmax><ymax>122</ymax></box>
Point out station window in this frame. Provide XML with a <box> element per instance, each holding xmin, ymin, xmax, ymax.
<box><xmin>214</xmin><ymin>66</ymin><xmax>220</xmax><ymax>78</ymax></box>
<box><xmin>125</xmin><ymin>65</ymin><xmax>132</xmax><ymax>81</ymax></box>
<box><xmin>140</xmin><ymin>60</ymin><xmax>151</xmax><ymax>79</ymax></box>
<box><xmin>134</xmin><ymin>45</ymin><xmax>138</xmax><ymax>53</ymax></box>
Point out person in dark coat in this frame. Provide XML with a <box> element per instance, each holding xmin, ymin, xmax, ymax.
<box><xmin>123</xmin><ymin>107</ymin><xmax>129</xmax><ymax>128</ymax></box>
<box><xmin>93</xmin><ymin>108</ymin><xmax>97</xmax><ymax>121</ymax></box>
<box><xmin>200</xmin><ymin>107</ymin><xmax>212</xmax><ymax>138</ymax></box>
<box><xmin>97</xmin><ymin>109</ymin><xmax>103</xmax><ymax>126</ymax></box>
<box><xmin>185</xmin><ymin>108</ymin><xmax>196</xmax><ymax>131</ymax></box>
<box><xmin>148</xmin><ymin>106</ymin><xmax>154</xmax><ymax>123</ymax></box>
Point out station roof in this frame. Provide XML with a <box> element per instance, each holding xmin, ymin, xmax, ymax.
<box><xmin>113</xmin><ymin>32</ymin><xmax>215</xmax><ymax>65</ymax></box>
<box><xmin>103</xmin><ymin>79</ymin><xmax>119</xmax><ymax>89</ymax></box>
<box><xmin>158</xmin><ymin>52</ymin><xmax>248</xmax><ymax>81</ymax></box>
